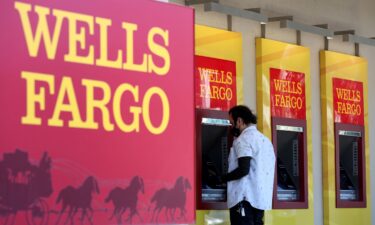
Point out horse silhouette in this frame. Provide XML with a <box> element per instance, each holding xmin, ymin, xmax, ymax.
<box><xmin>55</xmin><ymin>176</ymin><xmax>100</xmax><ymax>225</ymax></box>
<box><xmin>150</xmin><ymin>176</ymin><xmax>191</xmax><ymax>223</ymax></box>
<box><xmin>105</xmin><ymin>176</ymin><xmax>144</xmax><ymax>224</ymax></box>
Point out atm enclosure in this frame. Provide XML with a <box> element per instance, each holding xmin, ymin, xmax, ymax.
<box><xmin>196</xmin><ymin>109</ymin><xmax>231</xmax><ymax>209</ymax></box>
<box><xmin>334</xmin><ymin>123</ymin><xmax>366</xmax><ymax>208</ymax></box>
<box><xmin>272</xmin><ymin>117</ymin><xmax>308</xmax><ymax>209</ymax></box>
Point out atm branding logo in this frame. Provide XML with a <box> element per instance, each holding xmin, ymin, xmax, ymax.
<box><xmin>14</xmin><ymin>1</ymin><xmax>172</xmax><ymax>135</ymax></box>
<box><xmin>270</xmin><ymin>68</ymin><xmax>306</xmax><ymax>119</ymax></box>
<box><xmin>195</xmin><ymin>55</ymin><xmax>237</xmax><ymax>111</ymax></box>
<box><xmin>0</xmin><ymin>0</ymin><xmax>195</xmax><ymax>224</ymax></box>
<box><xmin>333</xmin><ymin>78</ymin><xmax>364</xmax><ymax>125</ymax></box>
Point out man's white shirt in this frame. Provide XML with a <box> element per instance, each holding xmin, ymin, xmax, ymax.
<box><xmin>227</xmin><ymin>125</ymin><xmax>276</xmax><ymax>210</ymax></box>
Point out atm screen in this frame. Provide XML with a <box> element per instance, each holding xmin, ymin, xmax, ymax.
<box><xmin>276</xmin><ymin>125</ymin><xmax>303</xmax><ymax>201</ymax></box>
<box><xmin>201</xmin><ymin>118</ymin><xmax>230</xmax><ymax>202</ymax></box>
<box><xmin>338</xmin><ymin>130</ymin><xmax>362</xmax><ymax>201</ymax></box>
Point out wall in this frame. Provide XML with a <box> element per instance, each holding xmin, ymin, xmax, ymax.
<box><xmin>171</xmin><ymin>0</ymin><xmax>375</xmax><ymax>224</ymax></box>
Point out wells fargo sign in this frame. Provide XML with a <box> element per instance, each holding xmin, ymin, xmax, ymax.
<box><xmin>270</xmin><ymin>68</ymin><xmax>306</xmax><ymax>119</ymax></box>
<box><xmin>333</xmin><ymin>78</ymin><xmax>364</xmax><ymax>125</ymax></box>
<box><xmin>0</xmin><ymin>0</ymin><xmax>194</xmax><ymax>224</ymax></box>
<box><xmin>195</xmin><ymin>55</ymin><xmax>237</xmax><ymax>110</ymax></box>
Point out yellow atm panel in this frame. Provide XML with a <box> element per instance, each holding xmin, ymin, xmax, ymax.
<box><xmin>256</xmin><ymin>38</ymin><xmax>314</xmax><ymax>225</ymax></box>
<box><xmin>194</xmin><ymin>24</ymin><xmax>243</xmax><ymax>225</ymax></box>
<box><xmin>320</xmin><ymin>50</ymin><xmax>371</xmax><ymax>225</ymax></box>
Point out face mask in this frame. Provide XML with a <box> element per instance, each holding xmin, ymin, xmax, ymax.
<box><xmin>231</xmin><ymin>127</ymin><xmax>240</xmax><ymax>137</ymax></box>
<box><xmin>230</xmin><ymin>119</ymin><xmax>240</xmax><ymax>137</ymax></box>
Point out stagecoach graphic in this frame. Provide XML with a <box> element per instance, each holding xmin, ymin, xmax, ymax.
<box><xmin>0</xmin><ymin>149</ymin><xmax>52</xmax><ymax>225</ymax></box>
<box><xmin>0</xmin><ymin>149</ymin><xmax>191</xmax><ymax>225</ymax></box>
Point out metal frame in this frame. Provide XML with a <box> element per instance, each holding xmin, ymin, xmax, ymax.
<box><xmin>280</xmin><ymin>20</ymin><xmax>334</xmax><ymax>39</ymax></box>
<box><xmin>185</xmin><ymin>0</ymin><xmax>218</xmax><ymax>5</ymax></box>
<box><xmin>186</xmin><ymin>1</ymin><xmax>375</xmax><ymax>51</ymax></box>
<box><xmin>203</xmin><ymin>2</ymin><xmax>268</xmax><ymax>23</ymax></box>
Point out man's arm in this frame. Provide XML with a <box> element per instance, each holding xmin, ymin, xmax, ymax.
<box><xmin>223</xmin><ymin>157</ymin><xmax>251</xmax><ymax>182</ymax></box>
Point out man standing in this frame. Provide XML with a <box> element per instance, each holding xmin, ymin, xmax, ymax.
<box><xmin>223</xmin><ymin>105</ymin><xmax>275</xmax><ymax>225</ymax></box>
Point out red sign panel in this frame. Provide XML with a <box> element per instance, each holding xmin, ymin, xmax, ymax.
<box><xmin>270</xmin><ymin>68</ymin><xmax>306</xmax><ymax>119</ymax></box>
<box><xmin>0</xmin><ymin>0</ymin><xmax>194</xmax><ymax>224</ymax></box>
<box><xmin>195</xmin><ymin>55</ymin><xmax>237</xmax><ymax>111</ymax></box>
<box><xmin>333</xmin><ymin>78</ymin><xmax>364</xmax><ymax>125</ymax></box>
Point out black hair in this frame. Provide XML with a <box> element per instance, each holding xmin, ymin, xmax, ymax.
<box><xmin>228</xmin><ymin>105</ymin><xmax>257</xmax><ymax>125</ymax></box>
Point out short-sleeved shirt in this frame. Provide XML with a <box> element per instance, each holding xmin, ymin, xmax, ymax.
<box><xmin>227</xmin><ymin>125</ymin><xmax>276</xmax><ymax>210</ymax></box>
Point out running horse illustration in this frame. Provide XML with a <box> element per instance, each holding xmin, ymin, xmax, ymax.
<box><xmin>105</xmin><ymin>176</ymin><xmax>144</xmax><ymax>224</ymax></box>
<box><xmin>55</xmin><ymin>176</ymin><xmax>100</xmax><ymax>225</ymax></box>
<box><xmin>0</xmin><ymin>149</ymin><xmax>52</xmax><ymax>225</ymax></box>
<box><xmin>150</xmin><ymin>176</ymin><xmax>191</xmax><ymax>223</ymax></box>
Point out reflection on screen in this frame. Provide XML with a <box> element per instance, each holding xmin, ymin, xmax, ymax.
<box><xmin>339</xmin><ymin>131</ymin><xmax>361</xmax><ymax>201</ymax></box>
<box><xmin>276</xmin><ymin>127</ymin><xmax>303</xmax><ymax>201</ymax></box>
<box><xmin>201</xmin><ymin>118</ymin><xmax>230</xmax><ymax>202</ymax></box>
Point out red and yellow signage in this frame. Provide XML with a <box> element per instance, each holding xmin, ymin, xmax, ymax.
<box><xmin>195</xmin><ymin>25</ymin><xmax>243</xmax><ymax>106</ymax></box>
<box><xmin>320</xmin><ymin>50</ymin><xmax>370</xmax><ymax>225</ymax></box>
<box><xmin>0</xmin><ymin>0</ymin><xmax>195</xmax><ymax>224</ymax></box>
<box><xmin>256</xmin><ymin>38</ymin><xmax>314</xmax><ymax>225</ymax></box>
<box><xmin>270</xmin><ymin>68</ymin><xmax>306</xmax><ymax>119</ymax></box>
<box><xmin>194</xmin><ymin>25</ymin><xmax>242</xmax><ymax>224</ymax></box>
<box><xmin>332</xmin><ymin>78</ymin><xmax>364</xmax><ymax>125</ymax></box>
<box><xmin>195</xmin><ymin>55</ymin><xmax>237</xmax><ymax>110</ymax></box>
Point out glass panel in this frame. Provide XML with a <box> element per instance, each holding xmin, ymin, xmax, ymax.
<box><xmin>276</xmin><ymin>129</ymin><xmax>302</xmax><ymax>201</ymax></box>
<box><xmin>201</xmin><ymin>121</ymin><xmax>229</xmax><ymax>202</ymax></box>
<box><xmin>339</xmin><ymin>131</ymin><xmax>361</xmax><ymax>201</ymax></box>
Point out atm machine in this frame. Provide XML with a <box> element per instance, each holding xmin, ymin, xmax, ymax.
<box><xmin>194</xmin><ymin>55</ymin><xmax>237</xmax><ymax>210</ymax></box>
<box><xmin>272</xmin><ymin>117</ymin><xmax>308</xmax><ymax>209</ymax></box>
<box><xmin>196</xmin><ymin>109</ymin><xmax>232</xmax><ymax>209</ymax></box>
<box><xmin>334</xmin><ymin>123</ymin><xmax>366</xmax><ymax>208</ymax></box>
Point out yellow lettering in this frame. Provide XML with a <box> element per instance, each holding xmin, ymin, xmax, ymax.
<box><xmin>336</xmin><ymin>88</ymin><xmax>344</xmax><ymax>100</ymax></box>
<box><xmin>356</xmin><ymin>104</ymin><xmax>361</xmax><ymax>115</ymax></box>
<box><xmin>297</xmin><ymin>83</ymin><xmax>302</xmax><ymax>94</ymax></box>
<box><xmin>122</xmin><ymin>22</ymin><xmax>147</xmax><ymax>72</ymax></box>
<box><xmin>337</xmin><ymin>102</ymin><xmax>343</xmax><ymax>113</ymax></box>
<box><xmin>82</xmin><ymin>79</ymin><xmax>114</xmax><ymax>131</ymax></box>
<box><xmin>21</xmin><ymin>71</ymin><xmax>55</xmax><ymax>125</ymax></box>
<box><xmin>273</xmin><ymin>79</ymin><xmax>283</xmax><ymax>92</ymax></box>
<box><xmin>200</xmin><ymin>84</ymin><xmax>207</xmax><ymax>98</ymax></box>
<box><xmin>56</xmin><ymin>10</ymin><xmax>94</xmax><ymax>65</ymax></box>
<box><xmin>343</xmin><ymin>89</ymin><xmax>350</xmax><ymax>100</ymax></box>
<box><xmin>226</xmin><ymin>72</ymin><xmax>233</xmax><ymax>85</ymax></box>
<box><xmin>337</xmin><ymin>102</ymin><xmax>362</xmax><ymax>116</ymax></box>
<box><xmin>274</xmin><ymin>94</ymin><xmax>280</xmax><ymax>107</ymax></box>
<box><xmin>356</xmin><ymin>90</ymin><xmax>361</xmax><ymax>102</ymax></box>
<box><xmin>341</xmin><ymin>102</ymin><xmax>347</xmax><ymax>114</ymax></box>
<box><xmin>95</xmin><ymin>17</ymin><xmax>123</xmax><ymax>69</ymax></box>
<box><xmin>142</xmin><ymin>87</ymin><xmax>170</xmax><ymax>134</ymax></box>
<box><xmin>48</xmin><ymin>77</ymin><xmax>85</xmax><ymax>127</ymax></box>
<box><xmin>148</xmin><ymin>27</ymin><xmax>170</xmax><ymax>75</ymax></box>
<box><xmin>219</xmin><ymin>87</ymin><xmax>225</xmax><ymax>100</ymax></box>
<box><xmin>212</xmin><ymin>86</ymin><xmax>219</xmax><ymax>99</ymax></box>
<box><xmin>274</xmin><ymin>94</ymin><xmax>302</xmax><ymax>109</ymax></box>
<box><xmin>113</xmin><ymin>84</ymin><xmax>141</xmax><ymax>132</ymax></box>
<box><xmin>21</xmin><ymin>72</ymin><xmax>171</xmax><ymax>134</ymax></box>
<box><xmin>15</xmin><ymin>2</ymin><xmax>64</xmax><ymax>59</ymax></box>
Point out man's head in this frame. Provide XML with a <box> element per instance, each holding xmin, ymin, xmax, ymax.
<box><xmin>228</xmin><ymin>105</ymin><xmax>257</xmax><ymax>137</ymax></box>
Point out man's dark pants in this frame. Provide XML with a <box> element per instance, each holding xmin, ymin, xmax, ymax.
<box><xmin>230</xmin><ymin>200</ymin><xmax>264</xmax><ymax>225</ymax></box>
